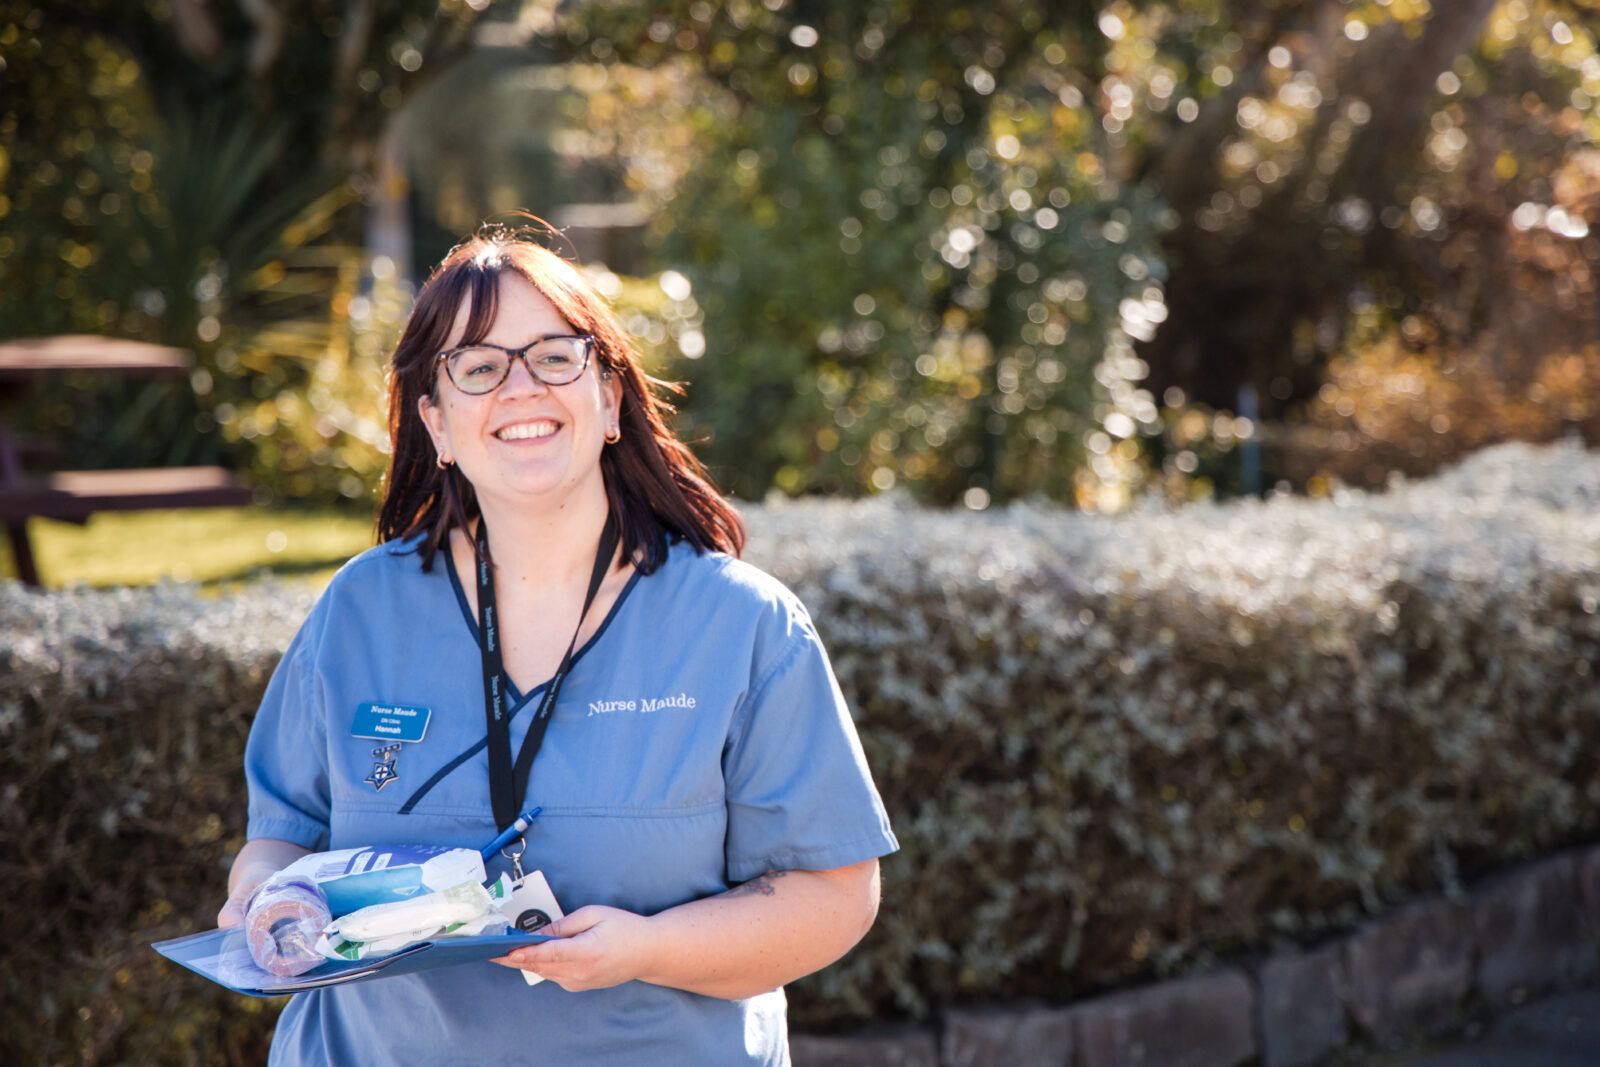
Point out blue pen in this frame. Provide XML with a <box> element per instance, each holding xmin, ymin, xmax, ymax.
<box><xmin>480</xmin><ymin>807</ymin><xmax>542</xmax><ymax>860</ymax></box>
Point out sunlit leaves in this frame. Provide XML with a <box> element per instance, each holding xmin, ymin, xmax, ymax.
<box><xmin>12</xmin><ymin>0</ymin><xmax>1599</xmax><ymax>508</ymax></box>
<box><xmin>575</xmin><ymin>1</ymin><xmax>1167</xmax><ymax>506</ymax></box>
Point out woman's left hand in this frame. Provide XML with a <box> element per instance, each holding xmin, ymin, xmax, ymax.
<box><xmin>491</xmin><ymin>905</ymin><xmax>659</xmax><ymax>992</ymax></box>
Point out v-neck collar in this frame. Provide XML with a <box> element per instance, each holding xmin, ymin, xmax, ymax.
<box><xmin>443</xmin><ymin>542</ymin><xmax>644</xmax><ymax>712</ymax></box>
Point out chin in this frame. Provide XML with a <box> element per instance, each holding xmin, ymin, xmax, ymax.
<box><xmin>500</xmin><ymin>477</ymin><xmax>577</xmax><ymax>502</ymax></box>
<box><xmin>483</xmin><ymin>465</ymin><xmax>602</xmax><ymax>507</ymax></box>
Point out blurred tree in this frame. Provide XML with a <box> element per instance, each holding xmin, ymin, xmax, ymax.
<box><xmin>1121</xmin><ymin>0</ymin><xmax>1600</xmax><ymax>486</ymax></box>
<box><xmin>400</xmin><ymin>39</ymin><xmax>641</xmax><ymax>275</ymax></box>
<box><xmin>0</xmin><ymin>0</ymin><xmax>497</xmax><ymax>493</ymax></box>
<box><xmin>1279</xmin><ymin>130</ymin><xmax>1600</xmax><ymax>487</ymax></box>
<box><xmin>575</xmin><ymin>1</ymin><xmax>1169</xmax><ymax>507</ymax></box>
<box><xmin>8</xmin><ymin>0</ymin><xmax>1595</xmax><ymax>507</ymax></box>
<box><xmin>568</xmin><ymin>0</ymin><xmax>1600</xmax><ymax>504</ymax></box>
<box><xmin>1140</xmin><ymin>0</ymin><xmax>1489</xmax><ymax>407</ymax></box>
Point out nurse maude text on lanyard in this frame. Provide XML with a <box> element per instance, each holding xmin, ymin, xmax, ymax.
<box><xmin>478</xmin><ymin>511</ymin><xmax>620</xmax><ymax>835</ymax></box>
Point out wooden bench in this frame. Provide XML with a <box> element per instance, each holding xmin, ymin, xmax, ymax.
<box><xmin>0</xmin><ymin>336</ymin><xmax>256</xmax><ymax>587</ymax></box>
<box><xmin>1</xmin><ymin>469</ymin><xmax>254</xmax><ymax>585</ymax></box>
<box><xmin>0</xmin><ymin>467</ymin><xmax>254</xmax><ymax>521</ymax></box>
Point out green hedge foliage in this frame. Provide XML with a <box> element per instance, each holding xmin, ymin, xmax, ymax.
<box><xmin>4</xmin><ymin>441</ymin><xmax>1598</xmax><ymax>1062</ymax></box>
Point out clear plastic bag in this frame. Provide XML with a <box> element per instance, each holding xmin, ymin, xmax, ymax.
<box><xmin>244</xmin><ymin>877</ymin><xmax>332</xmax><ymax>977</ymax></box>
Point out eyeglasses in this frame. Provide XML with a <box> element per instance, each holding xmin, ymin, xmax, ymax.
<box><xmin>435</xmin><ymin>334</ymin><xmax>596</xmax><ymax>395</ymax></box>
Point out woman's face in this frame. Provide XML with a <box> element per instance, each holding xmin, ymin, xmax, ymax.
<box><xmin>418</xmin><ymin>272</ymin><xmax>621</xmax><ymax>513</ymax></box>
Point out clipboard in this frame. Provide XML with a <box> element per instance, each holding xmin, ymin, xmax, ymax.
<box><xmin>152</xmin><ymin>926</ymin><xmax>554</xmax><ymax>997</ymax></box>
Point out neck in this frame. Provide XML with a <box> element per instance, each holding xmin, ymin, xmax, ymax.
<box><xmin>469</xmin><ymin>478</ymin><xmax>612</xmax><ymax>588</ymax></box>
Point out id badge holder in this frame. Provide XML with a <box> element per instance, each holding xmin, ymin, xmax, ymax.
<box><xmin>497</xmin><ymin>837</ymin><xmax>565</xmax><ymax>987</ymax></box>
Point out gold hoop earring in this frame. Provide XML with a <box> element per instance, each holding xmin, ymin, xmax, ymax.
<box><xmin>436</xmin><ymin>454</ymin><xmax>453</xmax><ymax>470</ymax></box>
<box><xmin>604</xmin><ymin>426</ymin><xmax>621</xmax><ymax>445</ymax></box>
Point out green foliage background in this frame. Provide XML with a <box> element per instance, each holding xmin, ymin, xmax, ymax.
<box><xmin>3</xmin><ymin>1</ymin><xmax>1598</xmax><ymax>506</ymax></box>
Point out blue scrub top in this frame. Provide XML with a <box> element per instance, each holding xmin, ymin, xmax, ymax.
<box><xmin>243</xmin><ymin>532</ymin><xmax>899</xmax><ymax>1066</ymax></box>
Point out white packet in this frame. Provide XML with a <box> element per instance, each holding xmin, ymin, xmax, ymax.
<box><xmin>318</xmin><ymin>880</ymin><xmax>507</xmax><ymax>961</ymax></box>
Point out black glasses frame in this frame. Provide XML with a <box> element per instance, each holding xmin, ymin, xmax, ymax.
<box><xmin>435</xmin><ymin>334</ymin><xmax>596</xmax><ymax>394</ymax></box>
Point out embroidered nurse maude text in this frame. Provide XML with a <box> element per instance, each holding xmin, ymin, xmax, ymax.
<box><xmin>587</xmin><ymin>692</ymin><xmax>698</xmax><ymax>717</ymax></box>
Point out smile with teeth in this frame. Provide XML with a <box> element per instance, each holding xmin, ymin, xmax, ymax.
<box><xmin>495</xmin><ymin>420</ymin><xmax>561</xmax><ymax>441</ymax></box>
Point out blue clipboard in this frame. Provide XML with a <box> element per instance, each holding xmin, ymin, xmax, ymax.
<box><xmin>152</xmin><ymin>926</ymin><xmax>555</xmax><ymax>997</ymax></box>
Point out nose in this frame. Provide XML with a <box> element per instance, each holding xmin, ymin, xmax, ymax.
<box><xmin>500</xmin><ymin>354</ymin><xmax>550</xmax><ymax>396</ymax></box>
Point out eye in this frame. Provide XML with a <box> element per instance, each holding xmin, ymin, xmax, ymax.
<box><xmin>449</xmin><ymin>347</ymin><xmax>506</xmax><ymax>378</ymax></box>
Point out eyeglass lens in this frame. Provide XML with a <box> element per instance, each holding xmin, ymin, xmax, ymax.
<box><xmin>446</xmin><ymin>339</ymin><xmax>588</xmax><ymax>393</ymax></box>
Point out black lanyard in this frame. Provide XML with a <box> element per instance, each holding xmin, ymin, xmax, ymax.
<box><xmin>476</xmin><ymin>511</ymin><xmax>619</xmax><ymax>832</ymax></box>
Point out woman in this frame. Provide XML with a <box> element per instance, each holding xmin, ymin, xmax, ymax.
<box><xmin>217</xmin><ymin>227</ymin><xmax>898</xmax><ymax>1065</ymax></box>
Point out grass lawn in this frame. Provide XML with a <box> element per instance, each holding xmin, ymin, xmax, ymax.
<box><xmin>0</xmin><ymin>507</ymin><xmax>379</xmax><ymax>592</ymax></box>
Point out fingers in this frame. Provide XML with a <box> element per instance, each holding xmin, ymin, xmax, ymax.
<box><xmin>217</xmin><ymin>896</ymin><xmax>247</xmax><ymax>929</ymax></box>
<box><xmin>544</xmin><ymin>906</ymin><xmax>604</xmax><ymax>939</ymax></box>
<box><xmin>496</xmin><ymin>932</ymin><xmax>588</xmax><ymax>980</ymax></box>
<box><xmin>494</xmin><ymin>943</ymin><xmax>550</xmax><ymax>970</ymax></box>
<box><xmin>488</xmin><ymin>905</ymin><xmax>644</xmax><ymax>992</ymax></box>
<box><xmin>219</xmin><ymin>870</ymin><xmax>272</xmax><ymax>930</ymax></box>
<box><xmin>517</xmin><ymin>937</ymin><xmax>576</xmax><ymax>967</ymax></box>
<box><xmin>491</xmin><ymin>942</ymin><xmax>584</xmax><ymax>990</ymax></box>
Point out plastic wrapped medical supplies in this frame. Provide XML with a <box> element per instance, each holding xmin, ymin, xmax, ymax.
<box><xmin>241</xmin><ymin>845</ymin><xmax>510</xmax><ymax>974</ymax></box>
<box><xmin>269</xmin><ymin>844</ymin><xmax>487</xmax><ymax>914</ymax></box>
<box><xmin>244</xmin><ymin>878</ymin><xmax>332</xmax><ymax>977</ymax></box>
<box><xmin>318</xmin><ymin>877</ymin><xmax>513</xmax><ymax>961</ymax></box>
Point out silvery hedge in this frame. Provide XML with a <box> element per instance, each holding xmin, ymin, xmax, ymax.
<box><xmin>3</xmin><ymin>440</ymin><xmax>1597</xmax><ymax>1060</ymax></box>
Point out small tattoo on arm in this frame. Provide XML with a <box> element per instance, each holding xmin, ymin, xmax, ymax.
<box><xmin>724</xmin><ymin>870</ymin><xmax>788</xmax><ymax>899</ymax></box>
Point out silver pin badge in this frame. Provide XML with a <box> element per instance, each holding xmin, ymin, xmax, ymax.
<box><xmin>364</xmin><ymin>743</ymin><xmax>402</xmax><ymax>792</ymax></box>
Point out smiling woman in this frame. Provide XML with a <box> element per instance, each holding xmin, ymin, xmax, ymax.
<box><xmin>219</xmin><ymin>223</ymin><xmax>898</xmax><ymax>1067</ymax></box>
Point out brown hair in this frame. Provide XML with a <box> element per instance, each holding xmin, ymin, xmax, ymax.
<box><xmin>376</xmin><ymin>223</ymin><xmax>745</xmax><ymax>573</ymax></box>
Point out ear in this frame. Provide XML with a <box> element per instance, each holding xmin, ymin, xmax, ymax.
<box><xmin>418</xmin><ymin>393</ymin><xmax>449</xmax><ymax>462</ymax></box>
<box><xmin>601</xmin><ymin>365</ymin><xmax>624</xmax><ymax>425</ymax></box>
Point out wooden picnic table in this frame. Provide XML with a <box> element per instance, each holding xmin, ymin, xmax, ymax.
<box><xmin>0</xmin><ymin>334</ymin><xmax>194</xmax><ymax>374</ymax></box>
<box><xmin>0</xmin><ymin>335</ymin><xmax>253</xmax><ymax>586</ymax></box>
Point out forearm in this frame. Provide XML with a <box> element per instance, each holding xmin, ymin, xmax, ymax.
<box><xmin>229</xmin><ymin>838</ymin><xmax>311</xmax><ymax>894</ymax></box>
<box><xmin>638</xmin><ymin>860</ymin><xmax>881</xmax><ymax>1000</ymax></box>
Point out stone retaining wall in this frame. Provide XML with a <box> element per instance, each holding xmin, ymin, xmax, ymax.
<box><xmin>793</xmin><ymin>844</ymin><xmax>1600</xmax><ymax>1067</ymax></box>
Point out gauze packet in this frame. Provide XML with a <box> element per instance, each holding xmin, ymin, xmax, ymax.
<box><xmin>317</xmin><ymin>876</ymin><xmax>513</xmax><ymax>961</ymax></box>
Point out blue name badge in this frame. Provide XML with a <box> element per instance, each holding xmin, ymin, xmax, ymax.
<box><xmin>351</xmin><ymin>702</ymin><xmax>432</xmax><ymax>744</ymax></box>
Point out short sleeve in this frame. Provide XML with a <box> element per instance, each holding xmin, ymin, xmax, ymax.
<box><xmin>244</xmin><ymin>609</ymin><xmax>332</xmax><ymax>851</ymax></box>
<box><xmin>722</xmin><ymin>610</ymin><xmax>898</xmax><ymax>884</ymax></box>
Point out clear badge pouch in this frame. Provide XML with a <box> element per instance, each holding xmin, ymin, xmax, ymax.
<box><xmin>497</xmin><ymin>839</ymin><xmax>565</xmax><ymax>987</ymax></box>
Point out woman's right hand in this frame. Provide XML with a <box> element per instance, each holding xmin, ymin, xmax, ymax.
<box><xmin>219</xmin><ymin>838</ymin><xmax>313</xmax><ymax>930</ymax></box>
